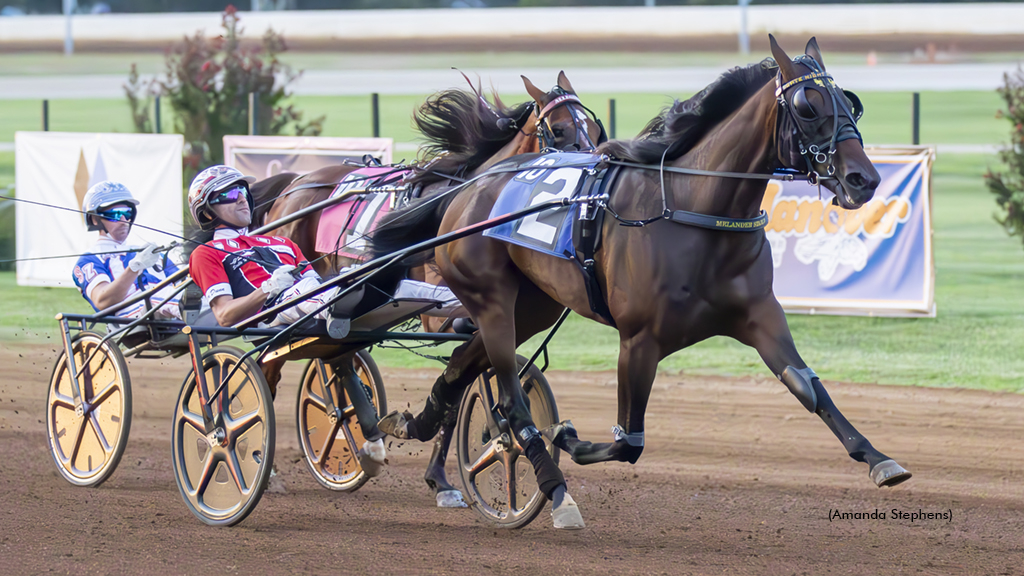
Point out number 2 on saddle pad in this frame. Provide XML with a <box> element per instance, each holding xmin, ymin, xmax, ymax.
<box><xmin>484</xmin><ymin>154</ymin><xmax>593</xmax><ymax>258</ymax></box>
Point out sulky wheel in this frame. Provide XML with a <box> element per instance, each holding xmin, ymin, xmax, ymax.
<box><xmin>46</xmin><ymin>331</ymin><xmax>132</xmax><ymax>488</ymax></box>
<box><xmin>296</xmin><ymin>350</ymin><xmax>387</xmax><ymax>492</ymax></box>
<box><xmin>171</xmin><ymin>346</ymin><xmax>275</xmax><ymax>527</ymax></box>
<box><xmin>455</xmin><ymin>356</ymin><xmax>559</xmax><ymax>529</ymax></box>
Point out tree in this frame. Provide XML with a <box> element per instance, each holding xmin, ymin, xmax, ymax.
<box><xmin>984</xmin><ymin>66</ymin><xmax>1024</xmax><ymax>249</ymax></box>
<box><xmin>125</xmin><ymin>5</ymin><xmax>324</xmax><ymax>178</ymax></box>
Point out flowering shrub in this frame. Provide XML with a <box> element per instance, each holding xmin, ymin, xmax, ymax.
<box><xmin>125</xmin><ymin>5</ymin><xmax>323</xmax><ymax>178</ymax></box>
<box><xmin>985</xmin><ymin>66</ymin><xmax>1024</xmax><ymax>249</ymax></box>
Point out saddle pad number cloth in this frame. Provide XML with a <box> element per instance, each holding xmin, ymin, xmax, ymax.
<box><xmin>315</xmin><ymin>167</ymin><xmax>407</xmax><ymax>260</ymax></box>
<box><xmin>483</xmin><ymin>154</ymin><xmax>598</xmax><ymax>259</ymax></box>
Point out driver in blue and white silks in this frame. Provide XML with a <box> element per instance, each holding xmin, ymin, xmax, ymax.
<box><xmin>72</xmin><ymin>181</ymin><xmax>182</xmax><ymax>319</ymax></box>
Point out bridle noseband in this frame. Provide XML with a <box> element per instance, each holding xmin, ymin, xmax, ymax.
<box><xmin>534</xmin><ymin>87</ymin><xmax>608</xmax><ymax>153</ymax></box>
<box><xmin>774</xmin><ymin>56</ymin><xmax>864</xmax><ymax>184</ymax></box>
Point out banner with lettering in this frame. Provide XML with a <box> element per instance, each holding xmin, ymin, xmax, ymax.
<box><xmin>764</xmin><ymin>146</ymin><xmax>935</xmax><ymax>317</ymax></box>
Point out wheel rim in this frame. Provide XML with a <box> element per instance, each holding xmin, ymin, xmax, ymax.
<box><xmin>297</xmin><ymin>353</ymin><xmax>384</xmax><ymax>491</ymax></box>
<box><xmin>47</xmin><ymin>334</ymin><xmax>130</xmax><ymax>487</ymax></box>
<box><xmin>458</xmin><ymin>368</ymin><xmax>557</xmax><ymax>527</ymax></box>
<box><xmin>172</xmin><ymin>349</ymin><xmax>273</xmax><ymax>525</ymax></box>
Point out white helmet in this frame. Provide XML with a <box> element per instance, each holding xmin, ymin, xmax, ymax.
<box><xmin>82</xmin><ymin>181</ymin><xmax>140</xmax><ymax>231</ymax></box>
<box><xmin>188</xmin><ymin>165</ymin><xmax>256</xmax><ymax>231</ymax></box>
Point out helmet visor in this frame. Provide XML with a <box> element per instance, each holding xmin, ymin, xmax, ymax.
<box><xmin>95</xmin><ymin>207</ymin><xmax>136</xmax><ymax>222</ymax></box>
<box><xmin>208</xmin><ymin>185</ymin><xmax>249</xmax><ymax>206</ymax></box>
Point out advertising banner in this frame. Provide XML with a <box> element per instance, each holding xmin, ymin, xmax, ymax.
<box><xmin>765</xmin><ymin>146</ymin><xmax>935</xmax><ymax>317</ymax></box>
<box><xmin>15</xmin><ymin>132</ymin><xmax>183</xmax><ymax>288</ymax></box>
<box><xmin>223</xmin><ymin>136</ymin><xmax>393</xmax><ymax>179</ymax></box>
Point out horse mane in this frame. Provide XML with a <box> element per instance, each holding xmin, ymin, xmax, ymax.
<box><xmin>601</xmin><ymin>59</ymin><xmax>778</xmax><ymax>164</ymax></box>
<box><xmin>408</xmin><ymin>88</ymin><xmax>532</xmax><ymax>187</ymax></box>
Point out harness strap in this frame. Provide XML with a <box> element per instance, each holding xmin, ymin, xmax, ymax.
<box><xmin>668</xmin><ymin>208</ymin><xmax>769</xmax><ymax>232</ymax></box>
<box><xmin>608</xmin><ymin>159</ymin><xmax>820</xmax><ymax>182</ymax></box>
<box><xmin>538</xmin><ymin>93</ymin><xmax>582</xmax><ymax>120</ymax></box>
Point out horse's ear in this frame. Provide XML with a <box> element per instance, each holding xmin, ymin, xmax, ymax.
<box><xmin>556</xmin><ymin>70</ymin><xmax>577</xmax><ymax>94</ymax></box>
<box><xmin>522</xmin><ymin>75</ymin><xmax>547</xmax><ymax>104</ymax></box>
<box><xmin>805</xmin><ymin>37</ymin><xmax>825</xmax><ymax>70</ymax></box>
<box><xmin>769</xmin><ymin>34</ymin><xmax>798</xmax><ymax>82</ymax></box>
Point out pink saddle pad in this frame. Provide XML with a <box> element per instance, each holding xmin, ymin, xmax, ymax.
<box><xmin>314</xmin><ymin>167</ymin><xmax>408</xmax><ymax>260</ymax></box>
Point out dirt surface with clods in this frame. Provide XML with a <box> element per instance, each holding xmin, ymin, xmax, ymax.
<box><xmin>1</xmin><ymin>340</ymin><xmax>1023</xmax><ymax>575</ymax></box>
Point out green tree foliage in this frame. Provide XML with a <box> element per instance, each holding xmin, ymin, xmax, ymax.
<box><xmin>984</xmin><ymin>67</ymin><xmax>1024</xmax><ymax>249</ymax></box>
<box><xmin>125</xmin><ymin>5</ymin><xmax>323</xmax><ymax>176</ymax></box>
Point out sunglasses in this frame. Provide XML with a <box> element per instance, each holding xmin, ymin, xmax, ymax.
<box><xmin>209</xmin><ymin>185</ymin><xmax>249</xmax><ymax>206</ymax></box>
<box><xmin>96</xmin><ymin>207</ymin><xmax>136</xmax><ymax>222</ymax></box>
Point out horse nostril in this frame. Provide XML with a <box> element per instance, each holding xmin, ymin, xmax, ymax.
<box><xmin>845</xmin><ymin>172</ymin><xmax>865</xmax><ymax>189</ymax></box>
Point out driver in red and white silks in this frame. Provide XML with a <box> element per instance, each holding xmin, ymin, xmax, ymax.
<box><xmin>73</xmin><ymin>181</ymin><xmax>182</xmax><ymax>319</ymax></box>
<box><xmin>186</xmin><ymin>165</ymin><xmax>464</xmax><ymax>329</ymax></box>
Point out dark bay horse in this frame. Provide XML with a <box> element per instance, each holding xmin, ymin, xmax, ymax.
<box><xmin>374</xmin><ymin>36</ymin><xmax>911</xmax><ymax>529</ymax></box>
<box><xmin>259</xmin><ymin>72</ymin><xmax>605</xmax><ymax>506</ymax></box>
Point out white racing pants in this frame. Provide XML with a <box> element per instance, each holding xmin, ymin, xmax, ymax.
<box><xmin>270</xmin><ymin>277</ymin><xmax>466</xmax><ymax>327</ymax></box>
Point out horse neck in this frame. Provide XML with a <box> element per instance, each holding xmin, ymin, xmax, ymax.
<box><xmin>673</xmin><ymin>81</ymin><xmax>778</xmax><ymax>220</ymax></box>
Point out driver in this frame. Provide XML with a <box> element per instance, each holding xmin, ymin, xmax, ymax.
<box><xmin>187</xmin><ymin>165</ymin><xmax>435</xmax><ymax>477</ymax></box>
<box><xmin>73</xmin><ymin>181</ymin><xmax>181</xmax><ymax>319</ymax></box>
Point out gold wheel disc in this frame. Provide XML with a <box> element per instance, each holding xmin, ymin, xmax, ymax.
<box><xmin>296</xmin><ymin>350</ymin><xmax>387</xmax><ymax>492</ymax></box>
<box><xmin>456</xmin><ymin>358</ymin><xmax>559</xmax><ymax>529</ymax></box>
<box><xmin>46</xmin><ymin>331</ymin><xmax>131</xmax><ymax>487</ymax></box>
<box><xmin>171</xmin><ymin>347</ymin><xmax>274</xmax><ymax>527</ymax></box>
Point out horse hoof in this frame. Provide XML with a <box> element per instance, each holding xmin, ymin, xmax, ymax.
<box><xmin>378</xmin><ymin>410</ymin><xmax>412</xmax><ymax>440</ymax></box>
<box><xmin>357</xmin><ymin>439</ymin><xmax>388</xmax><ymax>478</ymax></box>
<box><xmin>551</xmin><ymin>493</ymin><xmax>585</xmax><ymax>530</ymax></box>
<box><xmin>870</xmin><ymin>459</ymin><xmax>912</xmax><ymax>488</ymax></box>
<box><xmin>436</xmin><ymin>490</ymin><xmax>468</xmax><ymax>508</ymax></box>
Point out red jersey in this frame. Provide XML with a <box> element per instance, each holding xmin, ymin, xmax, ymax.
<box><xmin>189</xmin><ymin>228</ymin><xmax>316</xmax><ymax>303</ymax></box>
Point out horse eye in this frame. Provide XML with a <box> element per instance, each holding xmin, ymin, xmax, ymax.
<box><xmin>552</xmin><ymin>127</ymin><xmax>565</xmax><ymax>138</ymax></box>
<box><xmin>790</xmin><ymin>87</ymin><xmax>818</xmax><ymax>121</ymax></box>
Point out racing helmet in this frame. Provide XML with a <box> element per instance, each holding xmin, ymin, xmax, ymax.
<box><xmin>188</xmin><ymin>165</ymin><xmax>257</xmax><ymax>231</ymax></box>
<box><xmin>82</xmin><ymin>181</ymin><xmax>140</xmax><ymax>232</ymax></box>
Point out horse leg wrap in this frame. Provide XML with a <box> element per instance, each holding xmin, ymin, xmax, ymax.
<box><xmin>520</xmin><ymin>427</ymin><xmax>564</xmax><ymax>499</ymax></box>
<box><xmin>612</xmin><ymin>425</ymin><xmax>645</xmax><ymax>464</ymax></box>
<box><xmin>779</xmin><ymin>366</ymin><xmax>819</xmax><ymax>413</ymax></box>
<box><xmin>414</xmin><ymin>374</ymin><xmax>463</xmax><ymax>441</ymax></box>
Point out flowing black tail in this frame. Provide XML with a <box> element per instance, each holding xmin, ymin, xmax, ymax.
<box><xmin>369</xmin><ymin>188</ymin><xmax>460</xmax><ymax>264</ymax></box>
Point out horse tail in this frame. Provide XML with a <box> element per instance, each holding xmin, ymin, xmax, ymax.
<box><xmin>369</xmin><ymin>188</ymin><xmax>460</xmax><ymax>264</ymax></box>
<box><xmin>250</xmin><ymin>172</ymin><xmax>299</xmax><ymax>228</ymax></box>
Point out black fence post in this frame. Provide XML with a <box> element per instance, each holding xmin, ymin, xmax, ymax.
<box><xmin>371</xmin><ymin>93</ymin><xmax>380</xmax><ymax>138</ymax></box>
<box><xmin>154</xmin><ymin>95</ymin><xmax>161</xmax><ymax>134</ymax></box>
<box><xmin>608</xmin><ymin>98</ymin><xmax>617</xmax><ymax>140</ymax></box>
<box><xmin>42</xmin><ymin>100</ymin><xmax>49</xmax><ymax>131</ymax></box>
<box><xmin>248</xmin><ymin>92</ymin><xmax>257</xmax><ymax>136</ymax></box>
<box><xmin>912</xmin><ymin>92</ymin><xmax>920</xmax><ymax>145</ymax></box>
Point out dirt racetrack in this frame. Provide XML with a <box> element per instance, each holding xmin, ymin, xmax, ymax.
<box><xmin>2</xmin><ymin>340</ymin><xmax>1023</xmax><ymax>575</ymax></box>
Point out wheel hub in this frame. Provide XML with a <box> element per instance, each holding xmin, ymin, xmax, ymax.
<box><xmin>207</xmin><ymin>427</ymin><xmax>227</xmax><ymax>447</ymax></box>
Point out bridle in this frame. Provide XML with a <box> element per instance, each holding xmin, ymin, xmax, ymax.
<box><xmin>774</xmin><ymin>55</ymin><xmax>864</xmax><ymax>185</ymax></box>
<box><xmin>534</xmin><ymin>87</ymin><xmax>608</xmax><ymax>153</ymax></box>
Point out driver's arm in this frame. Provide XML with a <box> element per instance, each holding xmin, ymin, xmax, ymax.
<box><xmin>90</xmin><ymin>267</ymin><xmax>142</xmax><ymax>310</ymax></box>
<box><xmin>208</xmin><ymin>291</ymin><xmax>270</xmax><ymax>327</ymax></box>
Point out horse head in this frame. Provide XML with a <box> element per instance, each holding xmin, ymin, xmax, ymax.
<box><xmin>522</xmin><ymin>71</ymin><xmax>606</xmax><ymax>153</ymax></box>
<box><xmin>770</xmin><ymin>35</ymin><xmax>879</xmax><ymax>209</ymax></box>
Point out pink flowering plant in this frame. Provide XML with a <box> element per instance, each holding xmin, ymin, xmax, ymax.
<box><xmin>125</xmin><ymin>5</ymin><xmax>323</xmax><ymax>174</ymax></box>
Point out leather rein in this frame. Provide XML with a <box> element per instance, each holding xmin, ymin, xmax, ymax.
<box><xmin>601</xmin><ymin>60</ymin><xmax>864</xmax><ymax>232</ymax></box>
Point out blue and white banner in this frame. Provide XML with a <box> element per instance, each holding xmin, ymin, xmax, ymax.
<box><xmin>764</xmin><ymin>146</ymin><xmax>935</xmax><ymax>317</ymax></box>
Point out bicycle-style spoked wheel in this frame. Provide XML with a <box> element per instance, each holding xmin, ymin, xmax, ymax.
<box><xmin>296</xmin><ymin>350</ymin><xmax>387</xmax><ymax>492</ymax></box>
<box><xmin>46</xmin><ymin>331</ymin><xmax>132</xmax><ymax>487</ymax></box>
<box><xmin>171</xmin><ymin>346</ymin><xmax>275</xmax><ymax>527</ymax></box>
<box><xmin>456</xmin><ymin>358</ymin><xmax>559</xmax><ymax>529</ymax></box>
